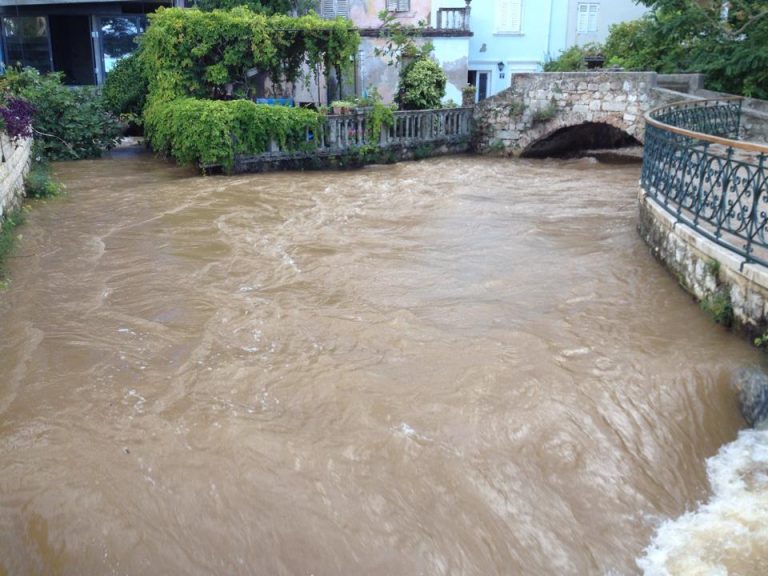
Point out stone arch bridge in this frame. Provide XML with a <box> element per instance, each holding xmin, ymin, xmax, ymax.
<box><xmin>474</xmin><ymin>71</ymin><xmax>676</xmax><ymax>157</ymax></box>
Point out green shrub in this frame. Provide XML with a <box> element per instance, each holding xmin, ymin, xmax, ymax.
<box><xmin>103</xmin><ymin>52</ymin><xmax>148</xmax><ymax>124</ymax></box>
<box><xmin>144</xmin><ymin>97</ymin><xmax>320</xmax><ymax>169</ymax></box>
<box><xmin>600</xmin><ymin>3</ymin><xmax>768</xmax><ymax>99</ymax></box>
<box><xmin>395</xmin><ymin>58</ymin><xmax>446</xmax><ymax>110</ymax></box>
<box><xmin>544</xmin><ymin>46</ymin><xmax>588</xmax><ymax>72</ymax></box>
<box><xmin>1</xmin><ymin>67</ymin><xmax>121</xmax><ymax>160</ymax></box>
<box><xmin>701</xmin><ymin>291</ymin><xmax>734</xmax><ymax>327</ymax></box>
<box><xmin>532</xmin><ymin>98</ymin><xmax>558</xmax><ymax>123</ymax></box>
<box><xmin>139</xmin><ymin>7</ymin><xmax>359</xmax><ymax>102</ymax></box>
<box><xmin>0</xmin><ymin>208</ymin><xmax>25</xmax><ymax>285</ymax></box>
<box><xmin>193</xmin><ymin>0</ymin><xmax>317</xmax><ymax>15</ymax></box>
<box><xmin>25</xmin><ymin>161</ymin><xmax>62</xmax><ymax>199</ymax></box>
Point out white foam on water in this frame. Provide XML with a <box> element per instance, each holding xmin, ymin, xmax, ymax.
<box><xmin>637</xmin><ymin>429</ymin><xmax>768</xmax><ymax>575</ymax></box>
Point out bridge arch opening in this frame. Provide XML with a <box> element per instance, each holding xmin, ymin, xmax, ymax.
<box><xmin>521</xmin><ymin>122</ymin><xmax>641</xmax><ymax>159</ymax></box>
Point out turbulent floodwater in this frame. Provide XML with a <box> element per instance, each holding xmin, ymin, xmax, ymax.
<box><xmin>0</xmin><ymin>152</ymin><xmax>764</xmax><ymax>575</ymax></box>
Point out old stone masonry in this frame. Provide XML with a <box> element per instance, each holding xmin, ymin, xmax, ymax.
<box><xmin>474</xmin><ymin>71</ymin><xmax>657</xmax><ymax>155</ymax></box>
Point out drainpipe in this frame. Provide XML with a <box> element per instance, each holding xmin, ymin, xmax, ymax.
<box><xmin>546</xmin><ymin>0</ymin><xmax>556</xmax><ymax>63</ymax></box>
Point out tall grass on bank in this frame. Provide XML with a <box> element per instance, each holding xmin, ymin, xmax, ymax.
<box><xmin>0</xmin><ymin>208</ymin><xmax>25</xmax><ymax>288</ymax></box>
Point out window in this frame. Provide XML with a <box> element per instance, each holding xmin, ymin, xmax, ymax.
<box><xmin>385</xmin><ymin>0</ymin><xmax>410</xmax><ymax>12</ymax></box>
<box><xmin>2</xmin><ymin>17</ymin><xmax>53</xmax><ymax>73</ymax></box>
<box><xmin>99</xmin><ymin>17</ymin><xmax>146</xmax><ymax>74</ymax></box>
<box><xmin>320</xmin><ymin>0</ymin><xmax>349</xmax><ymax>18</ymax></box>
<box><xmin>576</xmin><ymin>3</ymin><xmax>599</xmax><ymax>33</ymax></box>
<box><xmin>495</xmin><ymin>0</ymin><xmax>522</xmax><ymax>34</ymax></box>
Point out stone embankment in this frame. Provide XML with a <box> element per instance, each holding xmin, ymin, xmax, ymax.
<box><xmin>0</xmin><ymin>133</ymin><xmax>32</xmax><ymax>222</ymax></box>
<box><xmin>637</xmin><ymin>93</ymin><xmax>768</xmax><ymax>347</ymax></box>
<box><xmin>637</xmin><ymin>194</ymin><xmax>768</xmax><ymax>335</ymax></box>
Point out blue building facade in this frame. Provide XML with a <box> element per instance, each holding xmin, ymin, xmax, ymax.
<box><xmin>467</xmin><ymin>0</ymin><xmax>648</xmax><ymax>101</ymax></box>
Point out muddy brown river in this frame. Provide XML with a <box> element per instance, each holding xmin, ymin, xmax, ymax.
<box><xmin>0</xmin><ymin>152</ymin><xmax>762</xmax><ymax>575</ymax></box>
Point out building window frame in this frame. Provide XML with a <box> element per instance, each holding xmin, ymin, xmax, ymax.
<box><xmin>494</xmin><ymin>0</ymin><xmax>523</xmax><ymax>35</ymax></box>
<box><xmin>320</xmin><ymin>0</ymin><xmax>350</xmax><ymax>19</ymax></box>
<box><xmin>576</xmin><ymin>2</ymin><xmax>599</xmax><ymax>34</ymax></box>
<box><xmin>385</xmin><ymin>0</ymin><xmax>410</xmax><ymax>13</ymax></box>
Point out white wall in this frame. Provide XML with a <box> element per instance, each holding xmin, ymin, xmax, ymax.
<box><xmin>468</xmin><ymin>0</ymin><xmax>570</xmax><ymax>98</ymax></box>
<box><xmin>432</xmin><ymin>36</ymin><xmax>470</xmax><ymax>105</ymax></box>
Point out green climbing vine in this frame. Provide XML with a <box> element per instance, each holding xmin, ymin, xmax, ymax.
<box><xmin>139</xmin><ymin>7</ymin><xmax>359</xmax><ymax>170</ymax></box>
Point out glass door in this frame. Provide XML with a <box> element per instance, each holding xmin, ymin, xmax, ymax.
<box><xmin>477</xmin><ymin>71</ymin><xmax>489</xmax><ymax>101</ymax></box>
<box><xmin>94</xmin><ymin>16</ymin><xmax>146</xmax><ymax>83</ymax></box>
<box><xmin>1</xmin><ymin>16</ymin><xmax>53</xmax><ymax>73</ymax></box>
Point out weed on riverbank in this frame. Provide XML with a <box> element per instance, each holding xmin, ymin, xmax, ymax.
<box><xmin>0</xmin><ymin>208</ymin><xmax>25</xmax><ymax>288</ymax></box>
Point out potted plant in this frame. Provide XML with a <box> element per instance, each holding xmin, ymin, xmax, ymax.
<box><xmin>331</xmin><ymin>100</ymin><xmax>356</xmax><ymax>115</ymax></box>
<box><xmin>461</xmin><ymin>84</ymin><xmax>475</xmax><ymax>107</ymax></box>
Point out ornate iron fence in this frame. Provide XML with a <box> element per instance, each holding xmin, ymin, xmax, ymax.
<box><xmin>641</xmin><ymin>98</ymin><xmax>768</xmax><ymax>266</ymax></box>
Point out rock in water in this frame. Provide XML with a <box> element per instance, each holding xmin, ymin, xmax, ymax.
<box><xmin>734</xmin><ymin>368</ymin><xmax>768</xmax><ymax>429</ymax></box>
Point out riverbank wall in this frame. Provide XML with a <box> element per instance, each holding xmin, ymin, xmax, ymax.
<box><xmin>638</xmin><ymin>191</ymin><xmax>768</xmax><ymax>338</ymax></box>
<box><xmin>0</xmin><ymin>133</ymin><xmax>32</xmax><ymax>222</ymax></box>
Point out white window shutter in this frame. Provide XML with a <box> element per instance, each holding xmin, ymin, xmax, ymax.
<box><xmin>495</xmin><ymin>0</ymin><xmax>522</xmax><ymax>33</ymax></box>
<box><xmin>322</xmin><ymin>0</ymin><xmax>348</xmax><ymax>18</ymax></box>
<box><xmin>588</xmin><ymin>4</ymin><xmax>599</xmax><ymax>32</ymax></box>
<box><xmin>577</xmin><ymin>4</ymin><xmax>588</xmax><ymax>32</ymax></box>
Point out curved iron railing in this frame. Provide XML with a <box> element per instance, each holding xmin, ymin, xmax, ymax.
<box><xmin>642</xmin><ymin>97</ymin><xmax>768</xmax><ymax>266</ymax></box>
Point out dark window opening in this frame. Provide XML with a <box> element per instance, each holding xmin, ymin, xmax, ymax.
<box><xmin>50</xmin><ymin>15</ymin><xmax>95</xmax><ymax>85</ymax></box>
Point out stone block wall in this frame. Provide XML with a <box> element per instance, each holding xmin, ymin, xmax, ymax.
<box><xmin>0</xmin><ymin>133</ymin><xmax>32</xmax><ymax>221</ymax></box>
<box><xmin>638</xmin><ymin>190</ymin><xmax>768</xmax><ymax>336</ymax></box>
<box><xmin>474</xmin><ymin>71</ymin><xmax>656</xmax><ymax>154</ymax></box>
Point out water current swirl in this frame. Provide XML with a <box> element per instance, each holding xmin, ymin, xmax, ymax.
<box><xmin>0</xmin><ymin>151</ymin><xmax>764</xmax><ymax>575</ymax></box>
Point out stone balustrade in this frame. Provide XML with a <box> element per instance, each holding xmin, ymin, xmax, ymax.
<box><xmin>232</xmin><ymin>107</ymin><xmax>473</xmax><ymax>173</ymax></box>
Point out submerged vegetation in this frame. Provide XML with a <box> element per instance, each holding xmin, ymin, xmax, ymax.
<box><xmin>0</xmin><ymin>208</ymin><xmax>25</xmax><ymax>288</ymax></box>
<box><xmin>700</xmin><ymin>290</ymin><xmax>734</xmax><ymax>327</ymax></box>
<box><xmin>24</xmin><ymin>162</ymin><xmax>63</xmax><ymax>199</ymax></box>
<box><xmin>145</xmin><ymin>98</ymin><xmax>320</xmax><ymax>168</ymax></box>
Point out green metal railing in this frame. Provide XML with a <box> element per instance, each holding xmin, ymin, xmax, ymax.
<box><xmin>642</xmin><ymin>97</ymin><xmax>768</xmax><ymax>266</ymax></box>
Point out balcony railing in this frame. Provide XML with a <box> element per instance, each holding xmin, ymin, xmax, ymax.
<box><xmin>641</xmin><ymin>97</ymin><xmax>768</xmax><ymax>266</ymax></box>
<box><xmin>436</xmin><ymin>7</ymin><xmax>470</xmax><ymax>31</ymax></box>
<box><xmin>231</xmin><ymin>107</ymin><xmax>474</xmax><ymax>172</ymax></box>
<box><xmin>316</xmin><ymin>107</ymin><xmax>473</xmax><ymax>149</ymax></box>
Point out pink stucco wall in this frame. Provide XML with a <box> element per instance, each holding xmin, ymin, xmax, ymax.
<box><xmin>349</xmin><ymin>0</ymin><xmax>434</xmax><ymax>29</ymax></box>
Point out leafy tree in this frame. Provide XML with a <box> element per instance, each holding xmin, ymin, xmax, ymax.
<box><xmin>605</xmin><ymin>0</ymin><xmax>768</xmax><ymax>98</ymax></box>
<box><xmin>395</xmin><ymin>58</ymin><xmax>446</xmax><ymax>110</ymax></box>
<box><xmin>374</xmin><ymin>10</ymin><xmax>433</xmax><ymax>67</ymax></box>
<box><xmin>547</xmin><ymin>1</ymin><xmax>767</xmax><ymax>98</ymax></box>
<box><xmin>103</xmin><ymin>51</ymin><xmax>148</xmax><ymax>124</ymax></box>
<box><xmin>192</xmin><ymin>0</ymin><xmax>317</xmax><ymax>15</ymax></box>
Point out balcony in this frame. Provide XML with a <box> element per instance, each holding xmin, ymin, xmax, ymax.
<box><xmin>436</xmin><ymin>6</ymin><xmax>470</xmax><ymax>32</ymax></box>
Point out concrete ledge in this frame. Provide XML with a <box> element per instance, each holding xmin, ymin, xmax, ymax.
<box><xmin>228</xmin><ymin>139</ymin><xmax>471</xmax><ymax>174</ymax></box>
<box><xmin>638</xmin><ymin>189</ymin><xmax>768</xmax><ymax>336</ymax></box>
